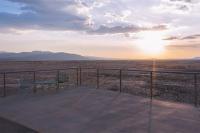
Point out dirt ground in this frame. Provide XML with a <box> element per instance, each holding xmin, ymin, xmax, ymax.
<box><xmin>0</xmin><ymin>60</ymin><xmax>200</xmax><ymax>72</ymax></box>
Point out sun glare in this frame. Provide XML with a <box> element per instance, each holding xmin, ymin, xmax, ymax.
<box><xmin>136</xmin><ymin>31</ymin><xmax>166</xmax><ymax>55</ymax></box>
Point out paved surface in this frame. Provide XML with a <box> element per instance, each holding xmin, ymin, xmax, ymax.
<box><xmin>0</xmin><ymin>87</ymin><xmax>200</xmax><ymax>133</ymax></box>
<box><xmin>0</xmin><ymin>117</ymin><xmax>38</xmax><ymax>133</ymax></box>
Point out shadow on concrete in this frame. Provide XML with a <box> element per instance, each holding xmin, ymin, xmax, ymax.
<box><xmin>0</xmin><ymin>117</ymin><xmax>38</xmax><ymax>133</ymax></box>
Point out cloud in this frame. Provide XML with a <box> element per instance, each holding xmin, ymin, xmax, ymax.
<box><xmin>104</xmin><ymin>10</ymin><xmax>132</xmax><ymax>23</ymax></box>
<box><xmin>169</xmin><ymin>0</ymin><xmax>200</xmax><ymax>4</ymax></box>
<box><xmin>0</xmin><ymin>0</ymin><xmax>92</xmax><ymax>32</ymax></box>
<box><xmin>163</xmin><ymin>34</ymin><xmax>200</xmax><ymax>40</ymax></box>
<box><xmin>167</xmin><ymin>44</ymin><xmax>199</xmax><ymax>48</ymax></box>
<box><xmin>163</xmin><ymin>36</ymin><xmax>179</xmax><ymax>40</ymax></box>
<box><xmin>88</xmin><ymin>25</ymin><xmax>142</xmax><ymax>34</ymax></box>
<box><xmin>152</xmin><ymin>0</ymin><xmax>199</xmax><ymax>14</ymax></box>
<box><xmin>1</xmin><ymin>0</ymin><xmax>164</xmax><ymax>35</ymax></box>
<box><xmin>181</xmin><ymin>34</ymin><xmax>200</xmax><ymax>39</ymax></box>
<box><xmin>88</xmin><ymin>24</ymin><xmax>167</xmax><ymax>35</ymax></box>
<box><xmin>4</xmin><ymin>0</ymin><xmax>200</xmax><ymax>40</ymax></box>
<box><xmin>151</xmin><ymin>25</ymin><xmax>168</xmax><ymax>30</ymax></box>
<box><xmin>0</xmin><ymin>0</ymin><xmax>168</xmax><ymax>36</ymax></box>
<box><xmin>170</xmin><ymin>0</ymin><xmax>192</xmax><ymax>3</ymax></box>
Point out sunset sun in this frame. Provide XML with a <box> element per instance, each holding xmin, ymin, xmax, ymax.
<box><xmin>136</xmin><ymin>31</ymin><xmax>166</xmax><ymax>55</ymax></box>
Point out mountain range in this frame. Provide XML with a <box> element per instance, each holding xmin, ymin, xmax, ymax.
<box><xmin>0</xmin><ymin>51</ymin><xmax>105</xmax><ymax>61</ymax></box>
<box><xmin>193</xmin><ymin>57</ymin><xmax>200</xmax><ymax>60</ymax></box>
<box><xmin>1</xmin><ymin>51</ymin><xmax>199</xmax><ymax>61</ymax></box>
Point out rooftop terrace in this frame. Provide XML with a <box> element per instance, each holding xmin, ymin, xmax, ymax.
<box><xmin>0</xmin><ymin>87</ymin><xmax>199</xmax><ymax>133</ymax></box>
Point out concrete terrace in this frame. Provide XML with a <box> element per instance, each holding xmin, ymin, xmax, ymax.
<box><xmin>0</xmin><ymin>87</ymin><xmax>200</xmax><ymax>133</ymax></box>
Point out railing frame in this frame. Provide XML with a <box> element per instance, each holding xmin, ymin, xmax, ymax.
<box><xmin>0</xmin><ymin>67</ymin><xmax>199</xmax><ymax>107</ymax></box>
<box><xmin>3</xmin><ymin>72</ymin><xmax>6</xmax><ymax>97</ymax></box>
<box><xmin>97</xmin><ymin>68</ymin><xmax>99</xmax><ymax>89</ymax></box>
<box><xmin>150</xmin><ymin>72</ymin><xmax>153</xmax><ymax>100</ymax></box>
<box><xmin>119</xmin><ymin>69</ymin><xmax>122</xmax><ymax>92</ymax></box>
<box><xmin>194</xmin><ymin>73</ymin><xmax>198</xmax><ymax>106</ymax></box>
<box><xmin>33</xmin><ymin>71</ymin><xmax>36</xmax><ymax>93</ymax></box>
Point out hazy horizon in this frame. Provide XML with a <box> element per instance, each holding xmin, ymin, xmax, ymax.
<box><xmin>0</xmin><ymin>50</ymin><xmax>199</xmax><ymax>60</ymax></box>
<box><xmin>0</xmin><ymin>0</ymin><xmax>200</xmax><ymax>59</ymax></box>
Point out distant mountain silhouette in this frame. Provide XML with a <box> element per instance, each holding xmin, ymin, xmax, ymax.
<box><xmin>0</xmin><ymin>51</ymin><xmax>103</xmax><ymax>61</ymax></box>
<box><xmin>193</xmin><ymin>57</ymin><xmax>200</xmax><ymax>60</ymax></box>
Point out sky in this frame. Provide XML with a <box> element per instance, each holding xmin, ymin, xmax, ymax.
<box><xmin>0</xmin><ymin>0</ymin><xmax>200</xmax><ymax>59</ymax></box>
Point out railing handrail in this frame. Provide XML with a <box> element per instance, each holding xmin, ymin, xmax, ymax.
<box><xmin>0</xmin><ymin>67</ymin><xmax>200</xmax><ymax>75</ymax></box>
<box><xmin>79</xmin><ymin>67</ymin><xmax>200</xmax><ymax>75</ymax></box>
<box><xmin>0</xmin><ymin>67</ymin><xmax>79</xmax><ymax>74</ymax></box>
<box><xmin>126</xmin><ymin>69</ymin><xmax>200</xmax><ymax>75</ymax></box>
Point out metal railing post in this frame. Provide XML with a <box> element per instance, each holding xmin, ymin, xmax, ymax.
<box><xmin>33</xmin><ymin>71</ymin><xmax>36</xmax><ymax>93</ymax></box>
<box><xmin>76</xmin><ymin>68</ymin><xmax>79</xmax><ymax>86</ymax></box>
<box><xmin>79</xmin><ymin>67</ymin><xmax>82</xmax><ymax>86</ymax></box>
<box><xmin>3</xmin><ymin>72</ymin><xmax>6</xmax><ymax>97</ymax></box>
<box><xmin>57</xmin><ymin>70</ymin><xmax>60</xmax><ymax>91</ymax></box>
<box><xmin>97</xmin><ymin>68</ymin><xmax>99</xmax><ymax>89</ymax></box>
<box><xmin>119</xmin><ymin>69</ymin><xmax>122</xmax><ymax>92</ymax></box>
<box><xmin>194</xmin><ymin>74</ymin><xmax>198</xmax><ymax>106</ymax></box>
<box><xmin>150</xmin><ymin>71</ymin><xmax>153</xmax><ymax>99</ymax></box>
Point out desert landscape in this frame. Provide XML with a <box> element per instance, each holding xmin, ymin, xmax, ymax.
<box><xmin>1</xmin><ymin>60</ymin><xmax>200</xmax><ymax>72</ymax></box>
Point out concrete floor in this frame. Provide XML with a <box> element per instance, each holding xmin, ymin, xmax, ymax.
<box><xmin>0</xmin><ymin>117</ymin><xmax>38</xmax><ymax>133</ymax></box>
<box><xmin>0</xmin><ymin>87</ymin><xmax>200</xmax><ymax>133</ymax></box>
